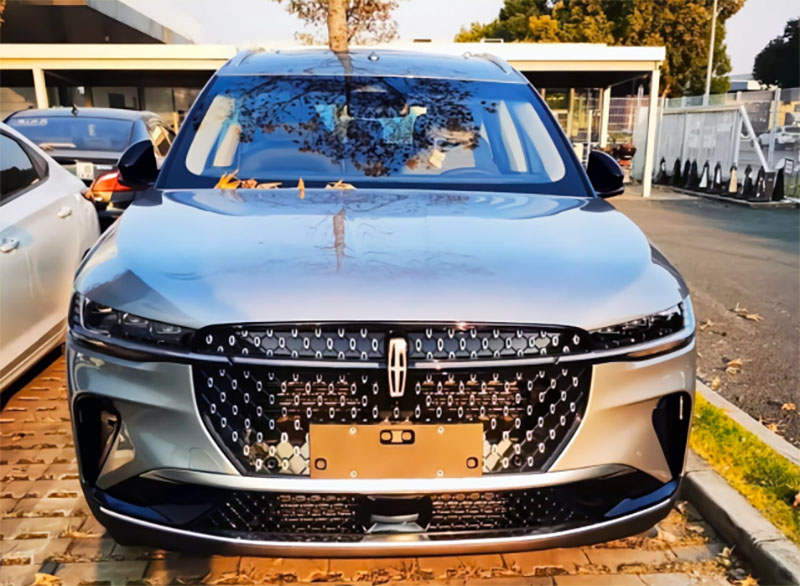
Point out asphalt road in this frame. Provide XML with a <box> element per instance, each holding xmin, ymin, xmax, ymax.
<box><xmin>613</xmin><ymin>190</ymin><xmax>800</xmax><ymax>447</ymax></box>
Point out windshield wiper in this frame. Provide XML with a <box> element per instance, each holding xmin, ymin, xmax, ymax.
<box><xmin>325</xmin><ymin>179</ymin><xmax>356</xmax><ymax>190</ymax></box>
<box><xmin>214</xmin><ymin>170</ymin><xmax>282</xmax><ymax>190</ymax></box>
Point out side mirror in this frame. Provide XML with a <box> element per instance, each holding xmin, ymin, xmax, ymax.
<box><xmin>118</xmin><ymin>140</ymin><xmax>158</xmax><ymax>188</ymax></box>
<box><xmin>587</xmin><ymin>150</ymin><xmax>624</xmax><ymax>198</ymax></box>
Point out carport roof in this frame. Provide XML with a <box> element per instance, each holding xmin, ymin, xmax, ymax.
<box><xmin>0</xmin><ymin>41</ymin><xmax>665</xmax><ymax>89</ymax></box>
<box><xmin>2</xmin><ymin>0</ymin><xmax>191</xmax><ymax>44</ymax></box>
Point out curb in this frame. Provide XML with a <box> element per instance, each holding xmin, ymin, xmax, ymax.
<box><xmin>682</xmin><ymin>382</ymin><xmax>800</xmax><ymax>585</ymax></box>
<box><xmin>683</xmin><ymin>454</ymin><xmax>800</xmax><ymax>585</ymax></box>
<box><xmin>665</xmin><ymin>186</ymin><xmax>800</xmax><ymax>209</ymax></box>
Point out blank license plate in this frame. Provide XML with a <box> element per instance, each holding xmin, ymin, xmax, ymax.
<box><xmin>309</xmin><ymin>423</ymin><xmax>483</xmax><ymax>479</ymax></box>
<box><xmin>76</xmin><ymin>161</ymin><xmax>95</xmax><ymax>180</ymax></box>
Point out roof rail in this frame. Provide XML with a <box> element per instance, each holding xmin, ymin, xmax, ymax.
<box><xmin>225</xmin><ymin>47</ymin><xmax>266</xmax><ymax>69</ymax></box>
<box><xmin>480</xmin><ymin>38</ymin><xmax>505</xmax><ymax>44</ymax></box>
<box><xmin>464</xmin><ymin>51</ymin><xmax>512</xmax><ymax>74</ymax></box>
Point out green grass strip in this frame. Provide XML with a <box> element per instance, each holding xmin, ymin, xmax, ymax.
<box><xmin>690</xmin><ymin>394</ymin><xmax>800</xmax><ymax>545</ymax></box>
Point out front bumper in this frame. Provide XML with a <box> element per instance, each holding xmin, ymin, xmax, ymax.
<box><xmin>84</xmin><ymin>477</ymin><xmax>680</xmax><ymax>557</ymax></box>
<box><xmin>67</xmin><ymin>336</ymin><xmax>694</xmax><ymax>555</ymax></box>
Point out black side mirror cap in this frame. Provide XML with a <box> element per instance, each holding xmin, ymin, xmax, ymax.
<box><xmin>118</xmin><ymin>140</ymin><xmax>158</xmax><ymax>188</ymax></box>
<box><xmin>587</xmin><ymin>150</ymin><xmax>625</xmax><ymax>198</ymax></box>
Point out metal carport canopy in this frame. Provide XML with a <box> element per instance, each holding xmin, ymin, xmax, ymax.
<box><xmin>0</xmin><ymin>42</ymin><xmax>665</xmax><ymax>196</ymax></box>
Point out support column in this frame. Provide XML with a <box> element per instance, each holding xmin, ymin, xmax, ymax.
<box><xmin>641</xmin><ymin>66</ymin><xmax>661</xmax><ymax>198</ymax></box>
<box><xmin>32</xmin><ymin>68</ymin><xmax>49</xmax><ymax>109</ymax></box>
<box><xmin>566</xmin><ymin>88</ymin><xmax>575</xmax><ymax>140</ymax></box>
<box><xmin>599</xmin><ymin>86</ymin><xmax>611</xmax><ymax>148</ymax></box>
<box><xmin>766</xmin><ymin>86</ymin><xmax>781</xmax><ymax>167</ymax></box>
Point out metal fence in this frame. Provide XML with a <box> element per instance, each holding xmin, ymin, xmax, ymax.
<box><xmin>621</xmin><ymin>88</ymin><xmax>800</xmax><ymax>199</ymax></box>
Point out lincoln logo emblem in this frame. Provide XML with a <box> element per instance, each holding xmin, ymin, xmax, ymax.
<box><xmin>387</xmin><ymin>338</ymin><xmax>408</xmax><ymax>398</ymax></box>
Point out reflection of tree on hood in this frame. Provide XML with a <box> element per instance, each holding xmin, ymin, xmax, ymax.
<box><xmin>233</xmin><ymin>77</ymin><xmax>481</xmax><ymax>177</ymax></box>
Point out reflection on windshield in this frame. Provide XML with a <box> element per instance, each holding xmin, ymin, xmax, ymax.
<box><xmin>8</xmin><ymin>116</ymin><xmax>134</xmax><ymax>152</ymax></box>
<box><xmin>167</xmin><ymin>75</ymin><xmax>580</xmax><ymax>194</ymax></box>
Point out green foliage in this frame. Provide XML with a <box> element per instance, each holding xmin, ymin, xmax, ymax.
<box><xmin>455</xmin><ymin>0</ymin><xmax>551</xmax><ymax>42</ymax></box>
<box><xmin>454</xmin><ymin>0</ymin><xmax>746</xmax><ymax>97</ymax></box>
<box><xmin>690</xmin><ymin>394</ymin><xmax>800</xmax><ymax>545</ymax></box>
<box><xmin>273</xmin><ymin>0</ymin><xmax>400</xmax><ymax>44</ymax></box>
<box><xmin>753</xmin><ymin>18</ymin><xmax>800</xmax><ymax>88</ymax></box>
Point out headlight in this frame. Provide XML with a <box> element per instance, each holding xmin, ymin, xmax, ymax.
<box><xmin>590</xmin><ymin>299</ymin><xmax>694</xmax><ymax>352</ymax></box>
<box><xmin>69</xmin><ymin>293</ymin><xmax>194</xmax><ymax>348</ymax></box>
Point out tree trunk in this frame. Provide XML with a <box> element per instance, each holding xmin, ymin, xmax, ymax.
<box><xmin>327</xmin><ymin>0</ymin><xmax>348</xmax><ymax>53</ymax></box>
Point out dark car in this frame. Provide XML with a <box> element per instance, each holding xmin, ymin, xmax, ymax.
<box><xmin>67</xmin><ymin>49</ymin><xmax>694</xmax><ymax>556</ymax></box>
<box><xmin>5</xmin><ymin>107</ymin><xmax>175</xmax><ymax>226</ymax></box>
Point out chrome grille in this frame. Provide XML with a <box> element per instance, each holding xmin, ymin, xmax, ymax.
<box><xmin>193</xmin><ymin>323</ymin><xmax>590</xmax><ymax>362</ymax></box>
<box><xmin>193</xmin><ymin>361</ymin><xmax>590</xmax><ymax>476</ymax></box>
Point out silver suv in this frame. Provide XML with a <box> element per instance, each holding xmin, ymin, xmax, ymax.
<box><xmin>68</xmin><ymin>49</ymin><xmax>695</xmax><ymax>556</ymax></box>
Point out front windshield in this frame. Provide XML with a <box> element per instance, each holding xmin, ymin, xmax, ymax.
<box><xmin>7</xmin><ymin>116</ymin><xmax>134</xmax><ymax>152</ymax></box>
<box><xmin>161</xmin><ymin>75</ymin><xmax>587</xmax><ymax>195</ymax></box>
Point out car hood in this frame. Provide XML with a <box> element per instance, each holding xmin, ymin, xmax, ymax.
<box><xmin>76</xmin><ymin>188</ymin><xmax>687</xmax><ymax>331</ymax></box>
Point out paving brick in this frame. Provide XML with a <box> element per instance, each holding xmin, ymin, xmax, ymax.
<box><xmin>276</xmin><ymin>557</ymin><xmax>329</xmax><ymax>582</ymax></box>
<box><xmin>503</xmin><ymin>549</ymin><xmax>590</xmax><ymax>574</ymax></box>
<box><xmin>329</xmin><ymin>557</ymin><xmax>416</xmax><ymax>582</ymax></box>
<box><xmin>42</xmin><ymin>463</ymin><xmax>80</xmax><ymax>480</ymax></box>
<box><xmin>1</xmin><ymin>465</ymin><xmax>49</xmax><ymax>483</ymax></box>
<box><xmin>109</xmin><ymin>543</ymin><xmax>163</xmax><ymax>562</ymax></box>
<box><xmin>77</xmin><ymin>516</ymin><xmax>109</xmax><ymax>538</ymax></box>
<box><xmin>0</xmin><ymin>537</ymin><xmax>71</xmax><ymax>565</ymax></box>
<box><xmin>0</xmin><ymin>481</ymin><xmax>39</xmax><ymax>500</ymax></box>
<box><xmin>670</xmin><ymin>543</ymin><xmax>726</xmax><ymax>563</ymax></box>
<box><xmin>584</xmin><ymin>547</ymin><xmax>675</xmax><ymax>571</ymax></box>
<box><xmin>463</xmin><ymin>579</ymin><xmax>552</xmax><ymax>586</ymax></box>
<box><xmin>417</xmin><ymin>555</ymin><xmax>469</xmax><ymax>582</ymax></box>
<box><xmin>0</xmin><ymin>498</ymin><xmax>19</xmax><ymax>516</ymax></box>
<box><xmin>0</xmin><ymin>516</ymin><xmax>73</xmax><ymax>540</ymax></box>
<box><xmin>10</xmin><ymin>496</ymin><xmax>87</xmax><ymax>519</ymax></box>
<box><xmin>555</xmin><ymin>574</ymin><xmax>644</xmax><ymax>585</ymax></box>
<box><xmin>638</xmin><ymin>573</ymin><xmax>698</xmax><ymax>585</ymax></box>
<box><xmin>55</xmin><ymin>561</ymin><xmax>148</xmax><ymax>586</ymax></box>
<box><xmin>3</xmin><ymin>479</ymin><xmax>80</xmax><ymax>501</ymax></box>
<box><xmin>64</xmin><ymin>538</ymin><xmax>117</xmax><ymax>562</ymax></box>
<box><xmin>144</xmin><ymin>555</ymin><xmax>240</xmax><ymax>585</ymax></box>
<box><xmin>237</xmin><ymin>556</ymin><xmax>287</xmax><ymax>582</ymax></box>
<box><xmin>0</xmin><ymin>564</ymin><xmax>37</xmax><ymax>586</ymax></box>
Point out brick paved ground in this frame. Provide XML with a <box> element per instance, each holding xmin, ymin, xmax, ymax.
<box><xmin>1</xmin><ymin>356</ymin><xmax>754</xmax><ymax>585</ymax></box>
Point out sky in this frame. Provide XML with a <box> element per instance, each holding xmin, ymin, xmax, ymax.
<box><xmin>124</xmin><ymin>0</ymin><xmax>798</xmax><ymax>76</ymax></box>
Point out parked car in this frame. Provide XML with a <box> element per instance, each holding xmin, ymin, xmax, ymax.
<box><xmin>0</xmin><ymin>122</ymin><xmax>99</xmax><ymax>392</ymax></box>
<box><xmin>5</xmin><ymin>107</ymin><xmax>175</xmax><ymax>226</ymax></box>
<box><xmin>67</xmin><ymin>49</ymin><xmax>695</xmax><ymax>556</ymax></box>
<box><xmin>758</xmin><ymin>125</ymin><xmax>800</xmax><ymax>149</ymax></box>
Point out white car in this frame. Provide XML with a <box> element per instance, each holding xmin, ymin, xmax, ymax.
<box><xmin>758</xmin><ymin>126</ymin><xmax>800</xmax><ymax>149</ymax></box>
<box><xmin>0</xmin><ymin>122</ymin><xmax>100</xmax><ymax>392</ymax></box>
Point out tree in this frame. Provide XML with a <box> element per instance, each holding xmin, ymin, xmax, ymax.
<box><xmin>753</xmin><ymin>18</ymin><xmax>799</xmax><ymax>88</ymax></box>
<box><xmin>455</xmin><ymin>0</ymin><xmax>746</xmax><ymax>97</ymax></box>
<box><xmin>273</xmin><ymin>0</ymin><xmax>400</xmax><ymax>49</ymax></box>
<box><xmin>456</xmin><ymin>0</ymin><xmax>552</xmax><ymax>42</ymax></box>
<box><xmin>552</xmin><ymin>0</ymin><xmax>614</xmax><ymax>44</ymax></box>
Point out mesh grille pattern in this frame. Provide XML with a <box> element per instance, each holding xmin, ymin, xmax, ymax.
<box><xmin>195</xmin><ymin>326</ymin><xmax>385</xmax><ymax>362</ymax></box>
<box><xmin>201</xmin><ymin>493</ymin><xmax>362</xmax><ymax>535</ymax></box>
<box><xmin>428</xmin><ymin>490</ymin><xmax>589</xmax><ymax>532</ymax></box>
<box><xmin>193</xmin><ymin>324</ymin><xmax>590</xmax><ymax>362</ymax></box>
<box><xmin>406</xmin><ymin>326</ymin><xmax>590</xmax><ymax>360</ymax></box>
<box><xmin>193</xmin><ymin>362</ymin><xmax>590</xmax><ymax>476</ymax></box>
<box><xmin>195</xmin><ymin>488</ymin><xmax>592</xmax><ymax>537</ymax></box>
